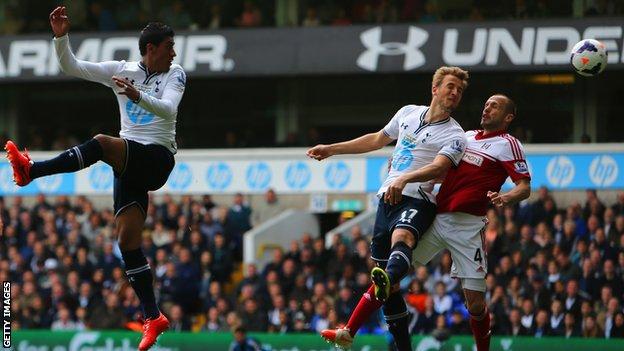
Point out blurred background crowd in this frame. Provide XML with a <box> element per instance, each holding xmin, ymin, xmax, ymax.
<box><xmin>2</xmin><ymin>187</ymin><xmax>624</xmax><ymax>338</ymax></box>
<box><xmin>1</xmin><ymin>0</ymin><xmax>623</xmax><ymax>35</ymax></box>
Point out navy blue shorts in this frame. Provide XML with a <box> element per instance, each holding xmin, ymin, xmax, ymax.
<box><xmin>371</xmin><ymin>195</ymin><xmax>437</xmax><ymax>264</ymax></box>
<box><xmin>113</xmin><ymin>139</ymin><xmax>175</xmax><ymax>217</ymax></box>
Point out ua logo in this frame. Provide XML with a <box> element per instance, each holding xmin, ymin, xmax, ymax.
<box><xmin>357</xmin><ymin>26</ymin><xmax>428</xmax><ymax>71</ymax></box>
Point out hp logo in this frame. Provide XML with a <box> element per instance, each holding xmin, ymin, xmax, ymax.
<box><xmin>206</xmin><ymin>162</ymin><xmax>232</xmax><ymax>190</ymax></box>
<box><xmin>246</xmin><ymin>162</ymin><xmax>271</xmax><ymax>190</ymax></box>
<box><xmin>35</xmin><ymin>175</ymin><xmax>63</xmax><ymax>193</ymax></box>
<box><xmin>285</xmin><ymin>161</ymin><xmax>311</xmax><ymax>190</ymax></box>
<box><xmin>89</xmin><ymin>163</ymin><xmax>113</xmax><ymax>190</ymax></box>
<box><xmin>0</xmin><ymin>164</ymin><xmax>19</xmax><ymax>193</ymax></box>
<box><xmin>325</xmin><ymin>161</ymin><xmax>351</xmax><ymax>189</ymax></box>
<box><xmin>168</xmin><ymin>163</ymin><xmax>193</xmax><ymax>190</ymax></box>
<box><xmin>357</xmin><ymin>26</ymin><xmax>428</xmax><ymax>71</ymax></box>
<box><xmin>126</xmin><ymin>101</ymin><xmax>155</xmax><ymax>124</ymax></box>
<box><xmin>589</xmin><ymin>155</ymin><xmax>618</xmax><ymax>187</ymax></box>
<box><xmin>546</xmin><ymin>156</ymin><xmax>575</xmax><ymax>187</ymax></box>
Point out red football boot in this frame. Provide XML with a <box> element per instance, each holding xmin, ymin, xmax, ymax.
<box><xmin>4</xmin><ymin>140</ymin><xmax>32</xmax><ymax>186</ymax></box>
<box><xmin>138</xmin><ymin>313</ymin><xmax>169</xmax><ymax>351</ymax></box>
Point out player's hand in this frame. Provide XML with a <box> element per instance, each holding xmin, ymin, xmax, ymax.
<box><xmin>49</xmin><ymin>6</ymin><xmax>70</xmax><ymax>38</ymax></box>
<box><xmin>306</xmin><ymin>145</ymin><xmax>333</xmax><ymax>161</ymax></box>
<box><xmin>487</xmin><ymin>191</ymin><xmax>508</xmax><ymax>208</ymax></box>
<box><xmin>385</xmin><ymin>176</ymin><xmax>407</xmax><ymax>205</ymax></box>
<box><xmin>113</xmin><ymin>76</ymin><xmax>140</xmax><ymax>102</ymax></box>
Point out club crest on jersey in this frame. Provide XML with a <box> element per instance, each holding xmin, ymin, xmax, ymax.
<box><xmin>462</xmin><ymin>152</ymin><xmax>483</xmax><ymax>167</ymax></box>
<box><xmin>514</xmin><ymin>160</ymin><xmax>529</xmax><ymax>173</ymax></box>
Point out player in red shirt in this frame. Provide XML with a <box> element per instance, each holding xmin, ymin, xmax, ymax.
<box><xmin>322</xmin><ymin>94</ymin><xmax>531</xmax><ymax>350</ymax></box>
<box><xmin>412</xmin><ymin>94</ymin><xmax>531</xmax><ymax>351</ymax></box>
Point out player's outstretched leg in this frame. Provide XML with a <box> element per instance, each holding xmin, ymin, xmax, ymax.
<box><xmin>117</xmin><ymin>205</ymin><xmax>169</xmax><ymax>350</ymax></box>
<box><xmin>383</xmin><ymin>292</ymin><xmax>412</xmax><ymax>351</ymax></box>
<box><xmin>465</xmin><ymin>288</ymin><xmax>490</xmax><ymax>351</ymax></box>
<box><xmin>4</xmin><ymin>138</ymin><xmax>103</xmax><ymax>186</ymax></box>
<box><xmin>321</xmin><ymin>284</ymin><xmax>383</xmax><ymax>349</ymax></box>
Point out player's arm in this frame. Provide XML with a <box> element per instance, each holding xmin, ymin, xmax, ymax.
<box><xmin>384</xmin><ymin>155</ymin><xmax>453</xmax><ymax>205</ymax></box>
<box><xmin>118</xmin><ymin>69</ymin><xmax>186</xmax><ymax>120</ymax></box>
<box><xmin>51</xmin><ymin>7</ymin><xmax>121</xmax><ymax>86</ymax></box>
<box><xmin>488</xmin><ymin>178</ymin><xmax>531</xmax><ymax>208</ymax></box>
<box><xmin>306</xmin><ymin>130</ymin><xmax>393</xmax><ymax>161</ymax></box>
<box><xmin>489</xmin><ymin>139</ymin><xmax>532</xmax><ymax>207</ymax></box>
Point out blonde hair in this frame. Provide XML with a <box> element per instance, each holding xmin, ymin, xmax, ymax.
<box><xmin>432</xmin><ymin>66</ymin><xmax>469</xmax><ymax>89</ymax></box>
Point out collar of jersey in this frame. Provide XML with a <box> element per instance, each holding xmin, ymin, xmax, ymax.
<box><xmin>419</xmin><ymin>107</ymin><xmax>450</xmax><ymax>127</ymax></box>
<box><xmin>138</xmin><ymin>62</ymin><xmax>160</xmax><ymax>83</ymax></box>
<box><xmin>475</xmin><ymin>129</ymin><xmax>508</xmax><ymax>140</ymax></box>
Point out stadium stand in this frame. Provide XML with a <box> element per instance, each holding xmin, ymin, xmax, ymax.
<box><xmin>2</xmin><ymin>188</ymin><xmax>624</xmax><ymax>338</ymax></box>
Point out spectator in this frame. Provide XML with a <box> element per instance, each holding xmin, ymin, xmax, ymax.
<box><xmin>168</xmin><ymin>304</ymin><xmax>191</xmax><ymax>332</ymax></box>
<box><xmin>252</xmin><ymin>189</ymin><xmax>284</xmax><ymax>226</ymax></box>
<box><xmin>50</xmin><ymin>307</ymin><xmax>78</xmax><ymax>331</ymax></box>
<box><xmin>89</xmin><ymin>294</ymin><xmax>125</xmax><ymax>329</ymax></box>
<box><xmin>236</xmin><ymin>0</ymin><xmax>262</xmax><ymax>27</ymax></box>
<box><xmin>229</xmin><ymin>326</ymin><xmax>262</xmax><ymax>351</ymax></box>
<box><xmin>302</xmin><ymin>6</ymin><xmax>321</xmax><ymax>26</ymax></box>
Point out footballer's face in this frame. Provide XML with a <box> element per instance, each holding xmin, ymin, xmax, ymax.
<box><xmin>432</xmin><ymin>75</ymin><xmax>464</xmax><ymax>113</ymax></box>
<box><xmin>481</xmin><ymin>95</ymin><xmax>513</xmax><ymax>131</ymax></box>
<box><xmin>148</xmin><ymin>36</ymin><xmax>176</xmax><ymax>72</ymax></box>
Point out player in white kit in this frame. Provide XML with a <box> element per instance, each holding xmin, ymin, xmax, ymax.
<box><xmin>308</xmin><ymin>67</ymin><xmax>468</xmax><ymax>351</ymax></box>
<box><xmin>4</xmin><ymin>7</ymin><xmax>184</xmax><ymax>350</ymax></box>
<box><xmin>413</xmin><ymin>94</ymin><xmax>531</xmax><ymax>351</ymax></box>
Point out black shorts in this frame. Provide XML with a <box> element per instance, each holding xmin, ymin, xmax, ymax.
<box><xmin>371</xmin><ymin>195</ymin><xmax>437</xmax><ymax>264</ymax></box>
<box><xmin>113</xmin><ymin>139</ymin><xmax>175</xmax><ymax>217</ymax></box>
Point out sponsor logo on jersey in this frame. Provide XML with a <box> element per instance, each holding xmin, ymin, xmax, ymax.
<box><xmin>462</xmin><ymin>152</ymin><xmax>483</xmax><ymax>167</ymax></box>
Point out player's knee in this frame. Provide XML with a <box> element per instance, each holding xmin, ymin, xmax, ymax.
<box><xmin>467</xmin><ymin>299</ymin><xmax>486</xmax><ymax>316</ymax></box>
<box><xmin>392</xmin><ymin>231</ymin><xmax>416</xmax><ymax>249</ymax></box>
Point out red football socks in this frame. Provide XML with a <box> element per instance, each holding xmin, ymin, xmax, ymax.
<box><xmin>469</xmin><ymin>308</ymin><xmax>491</xmax><ymax>351</ymax></box>
<box><xmin>345</xmin><ymin>284</ymin><xmax>384</xmax><ymax>337</ymax></box>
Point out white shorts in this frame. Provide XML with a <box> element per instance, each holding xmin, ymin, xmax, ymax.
<box><xmin>413</xmin><ymin>212</ymin><xmax>488</xmax><ymax>281</ymax></box>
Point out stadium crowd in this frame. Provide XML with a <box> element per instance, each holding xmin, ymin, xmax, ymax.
<box><xmin>2</xmin><ymin>187</ymin><xmax>624</xmax><ymax>339</ymax></box>
<box><xmin>1</xmin><ymin>0</ymin><xmax>623</xmax><ymax>34</ymax></box>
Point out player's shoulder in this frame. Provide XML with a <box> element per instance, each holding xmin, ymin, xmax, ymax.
<box><xmin>168</xmin><ymin>63</ymin><xmax>185</xmax><ymax>73</ymax></box>
<box><xmin>497</xmin><ymin>133</ymin><xmax>526</xmax><ymax>159</ymax></box>
<box><xmin>398</xmin><ymin>104</ymin><xmax>426</xmax><ymax>116</ymax></box>
<box><xmin>442</xmin><ymin>118</ymin><xmax>466</xmax><ymax>137</ymax></box>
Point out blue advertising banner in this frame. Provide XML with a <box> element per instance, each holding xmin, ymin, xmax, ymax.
<box><xmin>0</xmin><ymin>149</ymin><xmax>622</xmax><ymax>196</ymax></box>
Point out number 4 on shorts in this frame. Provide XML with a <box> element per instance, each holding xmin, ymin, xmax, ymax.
<box><xmin>474</xmin><ymin>248</ymin><xmax>483</xmax><ymax>263</ymax></box>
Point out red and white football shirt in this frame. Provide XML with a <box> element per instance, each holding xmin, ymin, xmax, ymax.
<box><xmin>436</xmin><ymin>130</ymin><xmax>531</xmax><ymax>216</ymax></box>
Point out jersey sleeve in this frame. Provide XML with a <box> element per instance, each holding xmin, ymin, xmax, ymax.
<box><xmin>500</xmin><ymin>137</ymin><xmax>531</xmax><ymax>182</ymax></box>
<box><xmin>438</xmin><ymin>131</ymin><xmax>466</xmax><ymax>167</ymax></box>
<box><xmin>53</xmin><ymin>35</ymin><xmax>123</xmax><ymax>87</ymax></box>
<box><xmin>135</xmin><ymin>67</ymin><xmax>186</xmax><ymax>120</ymax></box>
<box><xmin>382</xmin><ymin>106</ymin><xmax>410</xmax><ymax>140</ymax></box>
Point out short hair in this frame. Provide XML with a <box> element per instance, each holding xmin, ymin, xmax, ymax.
<box><xmin>432</xmin><ymin>66</ymin><xmax>469</xmax><ymax>89</ymax></box>
<box><xmin>492</xmin><ymin>93</ymin><xmax>517</xmax><ymax>117</ymax></box>
<box><xmin>139</xmin><ymin>22</ymin><xmax>174</xmax><ymax>56</ymax></box>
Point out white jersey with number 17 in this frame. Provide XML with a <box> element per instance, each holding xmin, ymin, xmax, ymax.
<box><xmin>379</xmin><ymin>104</ymin><xmax>466</xmax><ymax>203</ymax></box>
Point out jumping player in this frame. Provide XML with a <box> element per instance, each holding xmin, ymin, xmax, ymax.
<box><xmin>413</xmin><ymin>94</ymin><xmax>530</xmax><ymax>351</ymax></box>
<box><xmin>321</xmin><ymin>94</ymin><xmax>531</xmax><ymax>351</ymax></box>
<box><xmin>4</xmin><ymin>6</ymin><xmax>185</xmax><ymax>350</ymax></box>
<box><xmin>308</xmin><ymin>67</ymin><xmax>469</xmax><ymax>350</ymax></box>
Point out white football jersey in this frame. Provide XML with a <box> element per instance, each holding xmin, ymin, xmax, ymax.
<box><xmin>380</xmin><ymin>105</ymin><xmax>466</xmax><ymax>203</ymax></box>
<box><xmin>54</xmin><ymin>35</ymin><xmax>185</xmax><ymax>154</ymax></box>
